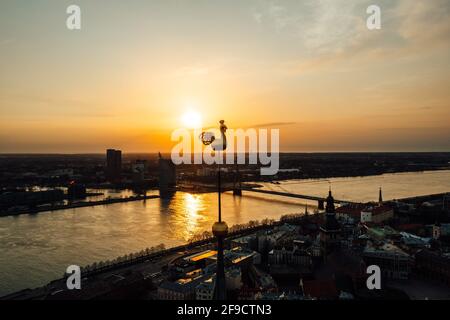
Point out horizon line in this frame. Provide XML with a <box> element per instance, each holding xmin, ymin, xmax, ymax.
<box><xmin>1</xmin><ymin>150</ymin><xmax>450</xmax><ymax>155</ymax></box>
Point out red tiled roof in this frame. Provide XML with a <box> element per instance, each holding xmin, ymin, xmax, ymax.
<box><xmin>336</xmin><ymin>204</ymin><xmax>393</xmax><ymax>218</ymax></box>
<box><xmin>336</xmin><ymin>204</ymin><xmax>365</xmax><ymax>218</ymax></box>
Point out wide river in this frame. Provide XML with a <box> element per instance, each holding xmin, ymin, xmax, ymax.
<box><xmin>1</xmin><ymin>170</ymin><xmax>449</xmax><ymax>296</ymax></box>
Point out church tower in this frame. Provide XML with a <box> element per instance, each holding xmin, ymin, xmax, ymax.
<box><xmin>320</xmin><ymin>188</ymin><xmax>341</xmax><ymax>258</ymax></box>
<box><xmin>378</xmin><ymin>187</ymin><xmax>383</xmax><ymax>206</ymax></box>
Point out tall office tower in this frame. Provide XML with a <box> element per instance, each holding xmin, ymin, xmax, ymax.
<box><xmin>158</xmin><ymin>153</ymin><xmax>176</xmax><ymax>197</ymax></box>
<box><xmin>106</xmin><ymin>149</ymin><xmax>122</xmax><ymax>183</ymax></box>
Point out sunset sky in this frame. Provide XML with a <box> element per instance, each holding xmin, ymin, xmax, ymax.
<box><xmin>0</xmin><ymin>0</ymin><xmax>449</xmax><ymax>153</ymax></box>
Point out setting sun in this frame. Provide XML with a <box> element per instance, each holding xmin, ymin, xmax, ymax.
<box><xmin>182</xmin><ymin>111</ymin><xmax>202</xmax><ymax>129</ymax></box>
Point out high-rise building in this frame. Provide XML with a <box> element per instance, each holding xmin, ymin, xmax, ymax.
<box><xmin>158</xmin><ymin>153</ymin><xmax>176</xmax><ymax>197</ymax></box>
<box><xmin>132</xmin><ymin>159</ymin><xmax>148</xmax><ymax>183</ymax></box>
<box><xmin>67</xmin><ymin>181</ymin><xmax>87</xmax><ymax>199</ymax></box>
<box><xmin>106</xmin><ymin>149</ymin><xmax>122</xmax><ymax>183</ymax></box>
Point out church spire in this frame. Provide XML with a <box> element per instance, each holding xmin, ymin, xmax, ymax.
<box><xmin>325</xmin><ymin>187</ymin><xmax>335</xmax><ymax>214</ymax></box>
<box><xmin>378</xmin><ymin>187</ymin><xmax>383</xmax><ymax>206</ymax></box>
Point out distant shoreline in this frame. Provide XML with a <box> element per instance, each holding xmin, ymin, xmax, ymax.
<box><xmin>0</xmin><ymin>194</ymin><xmax>159</xmax><ymax>218</ymax></box>
<box><xmin>267</xmin><ymin>166</ymin><xmax>450</xmax><ymax>182</ymax></box>
<box><xmin>1</xmin><ymin>151</ymin><xmax>450</xmax><ymax>156</ymax></box>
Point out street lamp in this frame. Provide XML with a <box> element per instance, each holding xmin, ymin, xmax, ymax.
<box><xmin>200</xmin><ymin>120</ymin><xmax>228</xmax><ymax>300</ymax></box>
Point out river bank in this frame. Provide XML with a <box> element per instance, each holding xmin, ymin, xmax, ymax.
<box><xmin>0</xmin><ymin>170</ymin><xmax>449</xmax><ymax>296</ymax></box>
<box><xmin>0</xmin><ymin>194</ymin><xmax>159</xmax><ymax>217</ymax></box>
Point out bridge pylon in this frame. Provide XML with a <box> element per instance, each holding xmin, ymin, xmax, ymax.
<box><xmin>233</xmin><ymin>188</ymin><xmax>242</xmax><ymax>196</ymax></box>
<box><xmin>318</xmin><ymin>199</ymin><xmax>324</xmax><ymax>210</ymax></box>
<box><xmin>233</xmin><ymin>163</ymin><xmax>242</xmax><ymax>196</ymax></box>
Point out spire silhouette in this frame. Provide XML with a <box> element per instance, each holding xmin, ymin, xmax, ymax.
<box><xmin>378</xmin><ymin>187</ymin><xmax>383</xmax><ymax>206</ymax></box>
<box><xmin>325</xmin><ymin>188</ymin><xmax>335</xmax><ymax>214</ymax></box>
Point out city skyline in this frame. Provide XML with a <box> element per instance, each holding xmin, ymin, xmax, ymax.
<box><xmin>1</xmin><ymin>0</ymin><xmax>450</xmax><ymax>153</ymax></box>
<box><xmin>2</xmin><ymin>0</ymin><xmax>450</xmax><ymax>306</ymax></box>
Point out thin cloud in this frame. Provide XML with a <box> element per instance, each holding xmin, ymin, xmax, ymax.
<box><xmin>253</xmin><ymin>0</ymin><xmax>450</xmax><ymax>75</ymax></box>
<box><xmin>249</xmin><ymin>122</ymin><xmax>297</xmax><ymax>128</ymax></box>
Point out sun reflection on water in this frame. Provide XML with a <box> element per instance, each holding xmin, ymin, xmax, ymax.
<box><xmin>179</xmin><ymin>193</ymin><xmax>208</xmax><ymax>241</ymax></box>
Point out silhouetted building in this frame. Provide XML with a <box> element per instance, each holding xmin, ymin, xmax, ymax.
<box><xmin>302</xmin><ymin>279</ymin><xmax>338</xmax><ymax>299</ymax></box>
<box><xmin>0</xmin><ymin>190</ymin><xmax>64</xmax><ymax>209</ymax></box>
<box><xmin>132</xmin><ymin>159</ymin><xmax>148</xmax><ymax>183</ymax></box>
<box><xmin>106</xmin><ymin>149</ymin><xmax>122</xmax><ymax>183</ymax></box>
<box><xmin>360</xmin><ymin>205</ymin><xmax>394</xmax><ymax>224</ymax></box>
<box><xmin>67</xmin><ymin>181</ymin><xmax>87</xmax><ymax>199</ymax></box>
<box><xmin>336</xmin><ymin>189</ymin><xmax>393</xmax><ymax>224</ymax></box>
<box><xmin>158</xmin><ymin>274</ymin><xmax>210</xmax><ymax>300</ymax></box>
<box><xmin>363</xmin><ymin>243</ymin><xmax>412</xmax><ymax>280</ymax></box>
<box><xmin>320</xmin><ymin>189</ymin><xmax>341</xmax><ymax>258</ymax></box>
<box><xmin>444</xmin><ymin>193</ymin><xmax>450</xmax><ymax>212</ymax></box>
<box><xmin>212</xmin><ymin>220</ymin><xmax>228</xmax><ymax>300</ymax></box>
<box><xmin>158</xmin><ymin>153</ymin><xmax>176</xmax><ymax>197</ymax></box>
<box><xmin>379</xmin><ymin>187</ymin><xmax>383</xmax><ymax>206</ymax></box>
<box><xmin>415</xmin><ymin>249</ymin><xmax>450</xmax><ymax>286</ymax></box>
